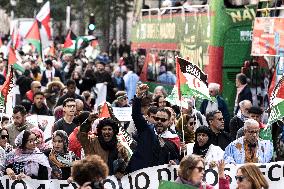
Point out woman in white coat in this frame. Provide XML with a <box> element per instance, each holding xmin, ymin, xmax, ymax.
<box><xmin>185</xmin><ymin>126</ymin><xmax>224</xmax><ymax>165</ymax></box>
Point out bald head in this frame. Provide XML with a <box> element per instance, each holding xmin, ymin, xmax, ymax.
<box><xmin>31</xmin><ymin>81</ymin><xmax>41</xmax><ymax>93</ymax></box>
<box><xmin>239</xmin><ymin>100</ymin><xmax>252</xmax><ymax>117</ymax></box>
<box><xmin>75</xmin><ymin>99</ymin><xmax>84</xmax><ymax>115</ymax></box>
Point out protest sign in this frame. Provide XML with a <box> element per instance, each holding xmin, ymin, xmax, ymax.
<box><xmin>251</xmin><ymin>17</ymin><xmax>284</xmax><ymax>56</ymax></box>
<box><xmin>112</xmin><ymin>107</ymin><xmax>132</xmax><ymax>122</ymax></box>
<box><xmin>3</xmin><ymin>162</ymin><xmax>284</xmax><ymax>189</ymax></box>
<box><xmin>26</xmin><ymin>115</ymin><xmax>55</xmax><ymax>141</ymax></box>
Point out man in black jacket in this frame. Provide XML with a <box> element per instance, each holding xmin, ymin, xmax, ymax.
<box><xmin>126</xmin><ymin>84</ymin><xmax>180</xmax><ymax>173</ymax></box>
<box><xmin>234</xmin><ymin>73</ymin><xmax>252</xmax><ymax>115</ymax></box>
<box><xmin>206</xmin><ymin>110</ymin><xmax>231</xmax><ymax>150</ymax></box>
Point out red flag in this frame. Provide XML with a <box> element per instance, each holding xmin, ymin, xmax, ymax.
<box><xmin>140</xmin><ymin>53</ymin><xmax>151</xmax><ymax>82</ymax></box>
<box><xmin>36</xmin><ymin>1</ymin><xmax>51</xmax><ymax>39</ymax></box>
<box><xmin>99</xmin><ymin>102</ymin><xmax>111</xmax><ymax>118</ymax></box>
<box><xmin>268</xmin><ymin>70</ymin><xmax>276</xmax><ymax>98</ymax></box>
<box><xmin>8</xmin><ymin>47</ymin><xmax>17</xmax><ymax>66</ymax></box>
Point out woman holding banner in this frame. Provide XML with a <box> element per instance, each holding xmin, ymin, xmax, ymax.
<box><xmin>5</xmin><ymin>130</ymin><xmax>51</xmax><ymax>180</ymax></box>
<box><xmin>236</xmin><ymin>163</ymin><xmax>269</xmax><ymax>189</ymax></box>
<box><xmin>175</xmin><ymin>154</ymin><xmax>229</xmax><ymax>189</ymax></box>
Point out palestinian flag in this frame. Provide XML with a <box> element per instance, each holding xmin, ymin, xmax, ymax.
<box><xmin>76</xmin><ymin>35</ymin><xmax>96</xmax><ymax>50</ymax></box>
<box><xmin>0</xmin><ymin>67</ymin><xmax>14</xmax><ymax>111</ymax></box>
<box><xmin>176</xmin><ymin>57</ymin><xmax>212</xmax><ymax>101</ymax></box>
<box><xmin>268</xmin><ymin>75</ymin><xmax>284</xmax><ymax>125</ymax></box>
<box><xmin>25</xmin><ymin>20</ymin><xmax>42</xmax><ymax>57</ymax></box>
<box><xmin>8</xmin><ymin>47</ymin><xmax>24</xmax><ymax>73</ymax></box>
<box><xmin>63</xmin><ymin>30</ymin><xmax>77</xmax><ymax>54</ymax></box>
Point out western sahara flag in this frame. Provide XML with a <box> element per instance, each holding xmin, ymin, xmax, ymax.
<box><xmin>63</xmin><ymin>30</ymin><xmax>77</xmax><ymax>54</ymax></box>
<box><xmin>268</xmin><ymin>75</ymin><xmax>284</xmax><ymax>125</ymax></box>
<box><xmin>176</xmin><ymin>57</ymin><xmax>212</xmax><ymax>101</ymax></box>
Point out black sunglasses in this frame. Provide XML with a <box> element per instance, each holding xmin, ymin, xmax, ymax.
<box><xmin>188</xmin><ymin>122</ymin><xmax>196</xmax><ymax>126</ymax></box>
<box><xmin>87</xmin><ymin>181</ymin><xmax>104</xmax><ymax>189</ymax></box>
<box><xmin>194</xmin><ymin>166</ymin><xmax>205</xmax><ymax>172</ymax></box>
<box><xmin>235</xmin><ymin>175</ymin><xmax>246</xmax><ymax>182</ymax></box>
<box><xmin>1</xmin><ymin>135</ymin><xmax>8</xmax><ymax>139</ymax></box>
<box><xmin>153</xmin><ymin>116</ymin><xmax>168</xmax><ymax>122</ymax></box>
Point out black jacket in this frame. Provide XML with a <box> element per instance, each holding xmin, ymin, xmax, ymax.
<box><xmin>209</xmin><ymin>128</ymin><xmax>231</xmax><ymax>150</ymax></box>
<box><xmin>41</xmin><ymin>69</ymin><xmax>63</xmax><ymax>87</ymax></box>
<box><xmin>30</xmin><ymin>104</ymin><xmax>53</xmax><ymax>116</ymax></box>
<box><xmin>126</xmin><ymin>97</ymin><xmax>180</xmax><ymax>173</ymax></box>
<box><xmin>235</xmin><ymin>85</ymin><xmax>252</xmax><ymax>114</ymax></box>
<box><xmin>229</xmin><ymin>116</ymin><xmax>244</xmax><ymax>140</ymax></box>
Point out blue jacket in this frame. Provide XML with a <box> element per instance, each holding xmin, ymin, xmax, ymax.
<box><xmin>126</xmin><ymin>97</ymin><xmax>179</xmax><ymax>173</ymax></box>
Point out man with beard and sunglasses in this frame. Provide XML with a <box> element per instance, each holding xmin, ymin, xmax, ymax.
<box><xmin>126</xmin><ymin>84</ymin><xmax>180</xmax><ymax>173</ymax></box>
<box><xmin>77</xmin><ymin>116</ymin><xmax>129</xmax><ymax>175</ymax></box>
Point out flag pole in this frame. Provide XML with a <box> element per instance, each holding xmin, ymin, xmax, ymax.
<box><xmin>176</xmin><ymin>56</ymin><xmax>185</xmax><ymax>156</ymax></box>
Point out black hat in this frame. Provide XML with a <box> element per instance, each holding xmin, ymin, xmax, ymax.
<box><xmin>248</xmin><ymin>106</ymin><xmax>263</xmax><ymax>115</ymax></box>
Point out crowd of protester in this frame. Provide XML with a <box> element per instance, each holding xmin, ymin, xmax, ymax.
<box><xmin>0</xmin><ymin>35</ymin><xmax>282</xmax><ymax>189</ymax></box>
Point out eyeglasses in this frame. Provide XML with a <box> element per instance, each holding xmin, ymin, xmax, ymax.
<box><xmin>188</xmin><ymin>122</ymin><xmax>196</xmax><ymax>126</ymax></box>
<box><xmin>34</xmin><ymin>86</ymin><xmax>41</xmax><ymax>89</ymax></box>
<box><xmin>194</xmin><ymin>166</ymin><xmax>205</xmax><ymax>172</ymax></box>
<box><xmin>153</xmin><ymin>116</ymin><xmax>168</xmax><ymax>122</ymax></box>
<box><xmin>65</xmin><ymin>105</ymin><xmax>76</xmax><ymax>108</ymax></box>
<box><xmin>86</xmin><ymin>181</ymin><xmax>104</xmax><ymax>189</ymax></box>
<box><xmin>235</xmin><ymin>175</ymin><xmax>246</xmax><ymax>182</ymax></box>
<box><xmin>0</xmin><ymin>135</ymin><xmax>8</xmax><ymax>139</ymax></box>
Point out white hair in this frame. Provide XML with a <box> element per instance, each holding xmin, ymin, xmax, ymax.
<box><xmin>239</xmin><ymin>100</ymin><xmax>252</xmax><ymax>108</ymax></box>
<box><xmin>208</xmin><ymin>83</ymin><xmax>220</xmax><ymax>92</ymax></box>
<box><xmin>244</xmin><ymin>119</ymin><xmax>259</xmax><ymax>130</ymax></box>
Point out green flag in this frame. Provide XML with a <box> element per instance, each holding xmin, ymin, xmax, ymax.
<box><xmin>159</xmin><ymin>180</ymin><xmax>198</xmax><ymax>189</ymax></box>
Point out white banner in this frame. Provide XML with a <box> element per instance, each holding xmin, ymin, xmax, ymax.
<box><xmin>2</xmin><ymin>162</ymin><xmax>284</xmax><ymax>188</ymax></box>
